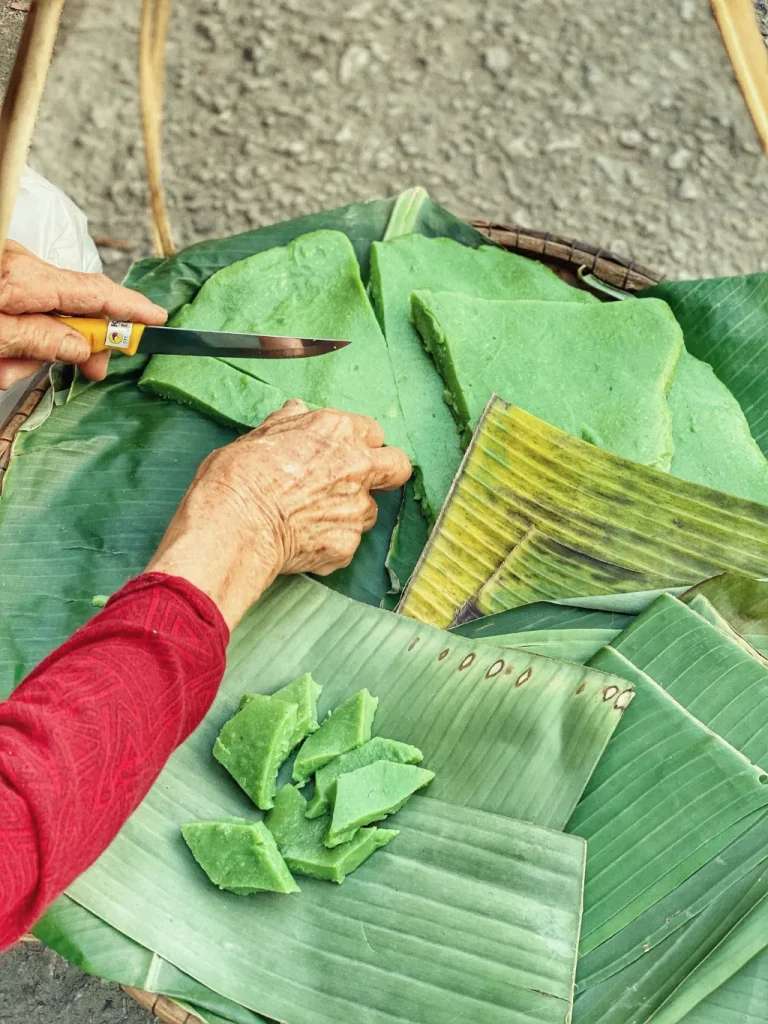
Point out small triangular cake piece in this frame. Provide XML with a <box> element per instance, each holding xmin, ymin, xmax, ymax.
<box><xmin>181</xmin><ymin>819</ymin><xmax>299</xmax><ymax>895</ymax></box>
<box><xmin>213</xmin><ymin>695</ymin><xmax>298</xmax><ymax>810</ymax></box>
<box><xmin>305</xmin><ymin>737</ymin><xmax>423</xmax><ymax>819</ymax></box>
<box><xmin>240</xmin><ymin>673</ymin><xmax>322</xmax><ymax>748</ymax></box>
<box><xmin>293</xmin><ymin>689</ymin><xmax>378</xmax><ymax>785</ymax></box>
<box><xmin>410</xmin><ymin>292</ymin><xmax>683</xmax><ymax>469</ymax></box>
<box><xmin>266</xmin><ymin>785</ymin><xmax>397</xmax><ymax>883</ymax></box>
<box><xmin>325</xmin><ymin>761</ymin><xmax>435</xmax><ymax>848</ymax></box>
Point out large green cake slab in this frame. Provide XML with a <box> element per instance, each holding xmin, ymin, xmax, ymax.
<box><xmin>411</xmin><ymin>292</ymin><xmax>683</xmax><ymax>468</ymax></box>
<box><xmin>369</xmin><ymin>233</ymin><xmax>595</xmax><ymax>516</ymax></box>
<box><xmin>139</xmin><ymin>230</ymin><xmax>410</xmax><ymax>453</ymax></box>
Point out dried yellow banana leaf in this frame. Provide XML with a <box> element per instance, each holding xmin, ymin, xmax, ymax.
<box><xmin>400</xmin><ymin>399</ymin><xmax>768</xmax><ymax>628</ymax></box>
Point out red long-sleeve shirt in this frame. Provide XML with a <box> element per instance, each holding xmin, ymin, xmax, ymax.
<box><xmin>0</xmin><ymin>572</ymin><xmax>229</xmax><ymax>949</ymax></box>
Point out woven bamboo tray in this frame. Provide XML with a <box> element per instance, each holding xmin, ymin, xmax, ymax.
<box><xmin>4</xmin><ymin>222</ymin><xmax>661</xmax><ymax>1024</ymax></box>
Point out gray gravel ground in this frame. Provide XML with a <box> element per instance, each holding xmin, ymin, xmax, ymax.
<box><xmin>19</xmin><ymin>0</ymin><xmax>768</xmax><ymax>282</ymax></box>
<box><xmin>1</xmin><ymin>1</ymin><xmax>768</xmax><ymax>1023</ymax></box>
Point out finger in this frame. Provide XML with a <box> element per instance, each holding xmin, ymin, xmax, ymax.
<box><xmin>0</xmin><ymin>251</ymin><xmax>168</xmax><ymax>323</ymax></box>
<box><xmin>0</xmin><ymin>359</ymin><xmax>42</xmax><ymax>389</ymax></box>
<box><xmin>340</xmin><ymin>411</ymin><xmax>386</xmax><ymax>448</ymax></box>
<box><xmin>53</xmin><ymin>272</ymin><xmax>168</xmax><ymax>324</ymax></box>
<box><xmin>261</xmin><ymin>398</ymin><xmax>309</xmax><ymax>427</ymax></box>
<box><xmin>0</xmin><ymin>312</ymin><xmax>91</xmax><ymax>365</ymax></box>
<box><xmin>362</xmin><ymin>494</ymin><xmax>379</xmax><ymax>532</ymax></box>
<box><xmin>80</xmin><ymin>350</ymin><xmax>111</xmax><ymax>381</ymax></box>
<box><xmin>367</xmin><ymin>445</ymin><xmax>412</xmax><ymax>491</ymax></box>
<box><xmin>309</xmin><ymin>530</ymin><xmax>363</xmax><ymax>575</ymax></box>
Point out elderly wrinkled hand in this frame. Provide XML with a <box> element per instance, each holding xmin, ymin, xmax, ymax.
<box><xmin>0</xmin><ymin>241</ymin><xmax>167</xmax><ymax>389</ymax></box>
<box><xmin>147</xmin><ymin>399</ymin><xmax>412</xmax><ymax>627</ymax></box>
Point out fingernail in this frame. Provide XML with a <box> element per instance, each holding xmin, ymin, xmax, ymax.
<box><xmin>151</xmin><ymin>303</ymin><xmax>168</xmax><ymax>321</ymax></box>
<box><xmin>58</xmin><ymin>336</ymin><xmax>90</xmax><ymax>362</ymax></box>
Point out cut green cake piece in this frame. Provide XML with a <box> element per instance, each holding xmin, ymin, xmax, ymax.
<box><xmin>292</xmin><ymin>688</ymin><xmax>378</xmax><ymax>785</ymax></box>
<box><xmin>325</xmin><ymin>761</ymin><xmax>435</xmax><ymax>848</ymax></box>
<box><xmin>240</xmin><ymin>673</ymin><xmax>322</xmax><ymax>749</ymax></box>
<box><xmin>213</xmin><ymin>695</ymin><xmax>298</xmax><ymax>811</ymax></box>
<box><xmin>410</xmin><ymin>292</ymin><xmax>684</xmax><ymax>468</ymax></box>
<box><xmin>305</xmin><ymin>736</ymin><xmax>424</xmax><ymax>818</ymax></box>
<box><xmin>669</xmin><ymin>351</ymin><xmax>768</xmax><ymax>504</ymax></box>
<box><xmin>266</xmin><ymin>784</ymin><xmax>397</xmax><ymax>883</ymax></box>
<box><xmin>181</xmin><ymin>819</ymin><xmax>299</xmax><ymax>895</ymax></box>
<box><xmin>139</xmin><ymin>230</ymin><xmax>410</xmax><ymax>453</ymax></box>
<box><xmin>369</xmin><ymin>233</ymin><xmax>595</xmax><ymax>517</ymax></box>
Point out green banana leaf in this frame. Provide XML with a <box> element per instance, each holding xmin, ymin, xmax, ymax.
<box><xmin>573</xmin><ymin>815</ymin><xmax>768</xmax><ymax>1024</ymax></box>
<box><xmin>59</xmin><ymin>575</ymin><xmax>618</xmax><ymax>1024</ymax></box>
<box><xmin>570</xmin><ymin>593</ymin><xmax>768</xmax><ymax>1022</ymax></box>
<box><xmin>682</xmin><ymin>572</ymin><xmax>768</xmax><ymax>642</ymax></box>
<box><xmin>642</xmin><ymin>273</ymin><xmax>768</xmax><ymax>454</ymax></box>
<box><xmin>452</xmin><ymin>602</ymin><xmax>633</xmax><ymax>636</ymax></box>
<box><xmin>682</xmin><ymin>948</ymin><xmax>768</xmax><ymax>1023</ymax></box>
<box><xmin>0</xmin><ymin>191</ymin><xmax>488</xmax><ymax>1014</ymax></box>
<box><xmin>72</xmin><ymin>797</ymin><xmax>586</xmax><ymax>1024</ymax></box>
<box><xmin>568</xmin><ymin>645</ymin><xmax>768</xmax><ymax>956</ymax></box>
<box><xmin>34</xmin><ymin>901</ymin><xmax>269</xmax><ymax>1024</ymax></box>
<box><xmin>379</xmin><ymin>479</ymin><xmax>431</xmax><ymax>612</ymax></box>
<box><xmin>450</xmin><ymin>603</ymin><xmax>632</xmax><ymax>662</ymax></box>
<box><xmin>400</xmin><ymin>399</ymin><xmax>768</xmax><ymax>628</ymax></box>
<box><xmin>0</xmin><ymin>370</ymin><xmax>401</xmax><ymax>696</ymax></box>
<box><xmin>605</xmin><ymin>593</ymin><xmax>768</xmax><ymax>765</ymax></box>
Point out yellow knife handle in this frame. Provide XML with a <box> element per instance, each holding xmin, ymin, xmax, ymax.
<box><xmin>53</xmin><ymin>317</ymin><xmax>146</xmax><ymax>356</ymax></box>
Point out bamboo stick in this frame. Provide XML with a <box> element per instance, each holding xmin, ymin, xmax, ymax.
<box><xmin>0</xmin><ymin>0</ymin><xmax>65</xmax><ymax>255</ymax></box>
<box><xmin>711</xmin><ymin>0</ymin><xmax>768</xmax><ymax>153</ymax></box>
<box><xmin>139</xmin><ymin>0</ymin><xmax>175</xmax><ymax>257</ymax></box>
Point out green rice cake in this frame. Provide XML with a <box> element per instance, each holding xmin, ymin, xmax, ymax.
<box><xmin>411</xmin><ymin>292</ymin><xmax>683</xmax><ymax>468</ymax></box>
<box><xmin>266</xmin><ymin>784</ymin><xmax>397</xmax><ymax>883</ymax></box>
<box><xmin>369</xmin><ymin>234</ymin><xmax>595</xmax><ymax>517</ymax></box>
<box><xmin>139</xmin><ymin>230</ymin><xmax>410</xmax><ymax>453</ymax></box>
<box><xmin>213</xmin><ymin>695</ymin><xmax>298</xmax><ymax>811</ymax></box>
<box><xmin>181</xmin><ymin>819</ymin><xmax>299</xmax><ymax>895</ymax></box>
<box><xmin>325</xmin><ymin>761</ymin><xmax>435</xmax><ymax>848</ymax></box>
<box><xmin>241</xmin><ymin>673</ymin><xmax>322</xmax><ymax>749</ymax></box>
<box><xmin>669</xmin><ymin>352</ymin><xmax>768</xmax><ymax>504</ymax></box>
<box><xmin>306</xmin><ymin>736</ymin><xmax>423</xmax><ymax>819</ymax></box>
<box><xmin>293</xmin><ymin>689</ymin><xmax>378</xmax><ymax>785</ymax></box>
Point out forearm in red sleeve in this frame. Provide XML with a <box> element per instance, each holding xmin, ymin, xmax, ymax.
<box><xmin>0</xmin><ymin>572</ymin><xmax>229</xmax><ymax>949</ymax></box>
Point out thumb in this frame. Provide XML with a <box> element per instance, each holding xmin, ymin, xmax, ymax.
<box><xmin>0</xmin><ymin>312</ymin><xmax>91</xmax><ymax>364</ymax></box>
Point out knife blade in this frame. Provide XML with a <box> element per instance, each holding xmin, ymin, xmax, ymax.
<box><xmin>53</xmin><ymin>317</ymin><xmax>349</xmax><ymax>359</ymax></box>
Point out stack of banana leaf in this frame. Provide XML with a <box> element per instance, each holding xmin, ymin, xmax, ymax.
<box><xmin>2</xmin><ymin>187</ymin><xmax>768</xmax><ymax>1023</ymax></box>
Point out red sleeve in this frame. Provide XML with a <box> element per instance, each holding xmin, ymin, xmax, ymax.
<box><xmin>0</xmin><ymin>572</ymin><xmax>229</xmax><ymax>949</ymax></box>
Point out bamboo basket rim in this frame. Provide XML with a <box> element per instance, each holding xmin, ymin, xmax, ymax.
<box><xmin>7</xmin><ymin>220</ymin><xmax>662</xmax><ymax>1024</ymax></box>
<box><xmin>0</xmin><ymin>220</ymin><xmax>662</xmax><ymax>490</ymax></box>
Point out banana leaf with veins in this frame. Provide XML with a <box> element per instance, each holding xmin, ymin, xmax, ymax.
<box><xmin>400</xmin><ymin>399</ymin><xmax>768</xmax><ymax>628</ymax></box>
<box><xmin>59</xmin><ymin>575</ymin><xmax>617</xmax><ymax>1024</ymax></box>
<box><xmin>570</xmin><ymin>593</ymin><xmax>768</xmax><ymax>1022</ymax></box>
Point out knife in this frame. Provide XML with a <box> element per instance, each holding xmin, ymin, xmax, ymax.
<box><xmin>53</xmin><ymin>317</ymin><xmax>350</xmax><ymax>359</ymax></box>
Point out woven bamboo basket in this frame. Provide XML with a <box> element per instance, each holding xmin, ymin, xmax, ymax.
<box><xmin>2</xmin><ymin>224</ymin><xmax>661</xmax><ymax>1024</ymax></box>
